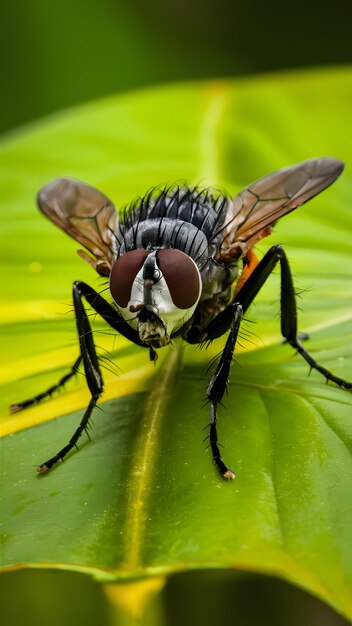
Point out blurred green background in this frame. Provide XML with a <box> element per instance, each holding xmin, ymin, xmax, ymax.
<box><xmin>1</xmin><ymin>1</ymin><xmax>351</xmax><ymax>625</ymax></box>
<box><xmin>2</xmin><ymin>0</ymin><xmax>352</xmax><ymax>135</ymax></box>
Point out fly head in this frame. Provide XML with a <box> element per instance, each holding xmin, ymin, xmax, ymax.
<box><xmin>109</xmin><ymin>248</ymin><xmax>202</xmax><ymax>348</ymax></box>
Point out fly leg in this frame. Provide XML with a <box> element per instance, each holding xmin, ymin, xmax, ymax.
<box><xmin>206</xmin><ymin>304</ymin><xmax>243</xmax><ymax>480</ymax></box>
<box><xmin>36</xmin><ymin>282</ymin><xmax>104</xmax><ymax>472</ymax></box>
<box><xmin>206</xmin><ymin>244</ymin><xmax>351</xmax><ymax>389</ymax></box>
<box><xmin>198</xmin><ymin>244</ymin><xmax>350</xmax><ymax>479</ymax></box>
<box><xmin>10</xmin><ymin>282</ymin><xmax>151</xmax><ymax>472</ymax></box>
<box><xmin>10</xmin><ymin>356</ymin><xmax>83</xmax><ymax>413</ymax></box>
<box><xmin>238</xmin><ymin>245</ymin><xmax>351</xmax><ymax>389</ymax></box>
<box><xmin>36</xmin><ymin>281</ymin><xmax>150</xmax><ymax>472</ymax></box>
<box><xmin>10</xmin><ymin>280</ymin><xmax>148</xmax><ymax>416</ymax></box>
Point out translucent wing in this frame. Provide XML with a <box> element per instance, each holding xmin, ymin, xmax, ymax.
<box><xmin>219</xmin><ymin>157</ymin><xmax>344</xmax><ymax>263</ymax></box>
<box><xmin>37</xmin><ymin>178</ymin><xmax>119</xmax><ymax>276</ymax></box>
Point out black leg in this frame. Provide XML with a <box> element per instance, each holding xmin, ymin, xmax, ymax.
<box><xmin>36</xmin><ymin>283</ymin><xmax>105</xmax><ymax>471</ymax></box>
<box><xmin>35</xmin><ymin>282</ymin><xmax>149</xmax><ymax>472</ymax></box>
<box><xmin>37</xmin><ymin>397</ymin><xmax>97</xmax><ymax>473</ymax></box>
<box><xmin>9</xmin><ymin>281</ymin><xmax>151</xmax><ymax>472</ymax></box>
<box><xmin>11</xmin><ymin>283</ymin><xmax>147</xmax><ymax>415</ymax></box>
<box><xmin>206</xmin><ymin>304</ymin><xmax>243</xmax><ymax>480</ymax></box>
<box><xmin>201</xmin><ymin>244</ymin><xmax>350</xmax><ymax>479</ymax></box>
<box><xmin>10</xmin><ymin>356</ymin><xmax>82</xmax><ymax>413</ymax></box>
<box><xmin>205</xmin><ymin>244</ymin><xmax>351</xmax><ymax>389</ymax></box>
<box><xmin>75</xmin><ymin>281</ymin><xmax>146</xmax><ymax>347</ymax></box>
<box><xmin>77</xmin><ymin>283</ymin><xmax>158</xmax><ymax>356</ymax></box>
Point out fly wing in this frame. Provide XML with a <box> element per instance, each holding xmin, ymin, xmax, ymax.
<box><xmin>219</xmin><ymin>157</ymin><xmax>344</xmax><ymax>263</ymax></box>
<box><xmin>37</xmin><ymin>178</ymin><xmax>119</xmax><ymax>276</ymax></box>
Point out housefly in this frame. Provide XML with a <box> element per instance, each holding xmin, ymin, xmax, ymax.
<box><xmin>11</xmin><ymin>157</ymin><xmax>351</xmax><ymax>478</ymax></box>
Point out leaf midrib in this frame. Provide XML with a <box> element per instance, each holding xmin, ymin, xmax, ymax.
<box><xmin>120</xmin><ymin>346</ymin><xmax>182</xmax><ymax>570</ymax></box>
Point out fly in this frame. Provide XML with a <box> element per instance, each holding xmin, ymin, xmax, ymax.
<box><xmin>11</xmin><ymin>157</ymin><xmax>351</xmax><ymax>479</ymax></box>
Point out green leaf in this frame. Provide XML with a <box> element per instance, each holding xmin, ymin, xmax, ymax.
<box><xmin>1</xmin><ymin>68</ymin><xmax>352</xmax><ymax>619</ymax></box>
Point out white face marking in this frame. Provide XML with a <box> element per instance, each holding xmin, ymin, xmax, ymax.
<box><xmin>112</xmin><ymin>251</ymin><xmax>202</xmax><ymax>345</ymax></box>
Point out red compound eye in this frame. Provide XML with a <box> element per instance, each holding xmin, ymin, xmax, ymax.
<box><xmin>110</xmin><ymin>249</ymin><xmax>149</xmax><ymax>307</ymax></box>
<box><xmin>157</xmin><ymin>249</ymin><xmax>200</xmax><ymax>309</ymax></box>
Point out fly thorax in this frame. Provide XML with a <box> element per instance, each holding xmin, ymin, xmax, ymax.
<box><xmin>109</xmin><ymin>249</ymin><xmax>202</xmax><ymax>347</ymax></box>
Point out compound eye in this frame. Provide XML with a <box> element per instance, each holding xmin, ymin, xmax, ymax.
<box><xmin>110</xmin><ymin>250</ymin><xmax>149</xmax><ymax>307</ymax></box>
<box><xmin>157</xmin><ymin>249</ymin><xmax>200</xmax><ymax>309</ymax></box>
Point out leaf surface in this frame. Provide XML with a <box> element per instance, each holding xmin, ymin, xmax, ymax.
<box><xmin>1</xmin><ymin>68</ymin><xmax>352</xmax><ymax>618</ymax></box>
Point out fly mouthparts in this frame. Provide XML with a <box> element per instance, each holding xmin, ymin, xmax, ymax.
<box><xmin>137</xmin><ymin>304</ymin><xmax>159</xmax><ymax>322</ymax></box>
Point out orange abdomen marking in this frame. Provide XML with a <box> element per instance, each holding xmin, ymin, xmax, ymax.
<box><xmin>233</xmin><ymin>249</ymin><xmax>260</xmax><ymax>298</ymax></box>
